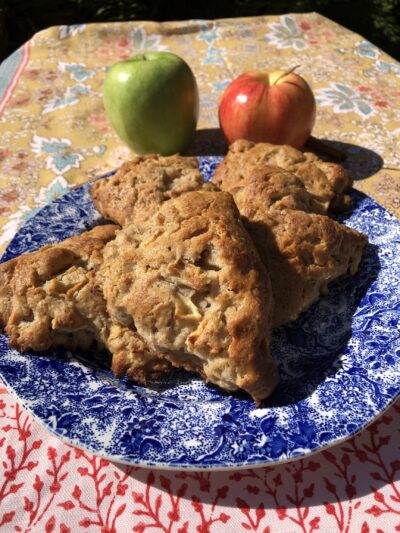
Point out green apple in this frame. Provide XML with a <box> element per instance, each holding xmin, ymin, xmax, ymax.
<box><xmin>103</xmin><ymin>51</ymin><xmax>199</xmax><ymax>155</ymax></box>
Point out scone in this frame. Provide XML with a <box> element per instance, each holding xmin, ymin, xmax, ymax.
<box><xmin>213</xmin><ymin>139</ymin><xmax>353</xmax><ymax>213</ymax></box>
<box><xmin>0</xmin><ymin>225</ymin><xmax>170</xmax><ymax>381</ymax></box>
<box><xmin>91</xmin><ymin>153</ymin><xmax>215</xmax><ymax>226</ymax></box>
<box><xmin>100</xmin><ymin>190</ymin><xmax>278</xmax><ymax>404</ymax></box>
<box><xmin>242</xmin><ymin>208</ymin><xmax>367</xmax><ymax>326</ymax></box>
<box><xmin>212</xmin><ymin>162</ymin><xmax>367</xmax><ymax>326</ymax></box>
<box><xmin>216</xmin><ymin>164</ymin><xmax>325</xmax><ymax>215</ymax></box>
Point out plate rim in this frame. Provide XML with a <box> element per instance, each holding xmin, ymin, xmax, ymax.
<box><xmin>0</xmin><ymin>368</ymin><xmax>398</xmax><ymax>471</ymax></box>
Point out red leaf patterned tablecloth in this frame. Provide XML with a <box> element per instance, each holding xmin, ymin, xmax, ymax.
<box><xmin>0</xmin><ymin>381</ymin><xmax>399</xmax><ymax>532</ymax></box>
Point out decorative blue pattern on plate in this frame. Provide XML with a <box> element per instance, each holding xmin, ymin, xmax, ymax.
<box><xmin>0</xmin><ymin>156</ymin><xmax>399</xmax><ymax>470</ymax></box>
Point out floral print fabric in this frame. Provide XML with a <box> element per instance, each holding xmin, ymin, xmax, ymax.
<box><xmin>0</xmin><ymin>14</ymin><xmax>399</xmax><ymax>252</ymax></box>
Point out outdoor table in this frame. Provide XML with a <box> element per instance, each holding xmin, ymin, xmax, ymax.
<box><xmin>0</xmin><ymin>13</ymin><xmax>399</xmax><ymax>532</ymax></box>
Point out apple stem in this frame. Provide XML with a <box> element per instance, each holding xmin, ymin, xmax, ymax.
<box><xmin>272</xmin><ymin>65</ymin><xmax>301</xmax><ymax>85</ymax></box>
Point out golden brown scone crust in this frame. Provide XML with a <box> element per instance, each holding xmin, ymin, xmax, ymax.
<box><xmin>219</xmin><ymin>164</ymin><xmax>325</xmax><ymax>215</ymax></box>
<box><xmin>0</xmin><ymin>225</ymin><xmax>170</xmax><ymax>382</ymax></box>
<box><xmin>0</xmin><ymin>225</ymin><xmax>117</xmax><ymax>352</ymax></box>
<box><xmin>100</xmin><ymin>190</ymin><xmax>278</xmax><ymax>404</ymax></box>
<box><xmin>91</xmin><ymin>153</ymin><xmax>216</xmax><ymax>226</ymax></box>
<box><xmin>212</xmin><ymin>142</ymin><xmax>367</xmax><ymax>326</ymax></box>
<box><xmin>213</xmin><ymin>139</ymin><xmax>353</xmax><ymax>213</ymax></box>
<box><xmin>241</xmin><ymin>207</ymin><xmax>368</xmax><ymax>326</ymax></box>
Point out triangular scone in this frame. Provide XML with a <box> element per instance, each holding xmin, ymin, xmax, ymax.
<box><xmin>213</xmin><ymin>169</ymin><xmax>367</xmax><ymax>326</ymax></box>
<box><xmin>244</xmin><ymin>209</ymin><xmax>367</xmax><ymax>326</ymax></box>
<box><xmin>91</xmin><ymin>153</ymin><xmax>215</xmax><ymax>227</ymax></box>
<box><xmin>213</xmin><ymin>139</ymin><xmax>353</xmax><ymax>213</ymax></box>
<box><xmin>0</xmin><ymin>225</ymin><xmax>170</xmax><ymax>382</ymax></box>
<box><xmin>100</xmin><ymin>190</ymin><xmax>278</xmax><ymax>403</ymax></box>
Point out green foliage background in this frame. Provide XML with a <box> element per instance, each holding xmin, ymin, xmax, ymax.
<box><xmin>0</xmin><ymin>0</ymin><xmax>399</xmax><ymax>62</ymax></box>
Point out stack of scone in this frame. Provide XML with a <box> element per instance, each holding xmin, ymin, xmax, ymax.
<box><xmin>0</xmin><ymin>142</ymin><xmax>368</xmax><ymax>404</ymax></box>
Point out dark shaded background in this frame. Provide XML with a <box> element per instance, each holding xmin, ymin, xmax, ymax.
<box><xmin>0</xmin><ymin>0</ymin><xmax>399</xmax><ymax>62</ymax></box>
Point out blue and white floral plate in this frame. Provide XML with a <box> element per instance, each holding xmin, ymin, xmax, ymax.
<box><xmin>0</xmin><ymin>156</ymin><xmax>399</xmax><ymax>470</ymax></box>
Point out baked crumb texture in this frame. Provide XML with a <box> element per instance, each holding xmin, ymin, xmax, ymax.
<box><xmin>213</xmin><ymin>140</ymin><xmax>368</xmax><ymax>326</ymax></box>
<box><xmin>91</xmin><ymin>153</ymin><xmax>216</xmax><ymax>226</ymax></box>
<box><xmin>213</xmin><ymin>139</ymin><xmax>353</xmax><ymax>214</ymax></box>
<box><xmin>0</xmin><ymin>225</ymin><xmax>171</xmax><ymax>382</ymax></box>
<box><xmin>100</xmin><ymin>190</ymin><xmax>278</xmax><ymax>404</ymax></box>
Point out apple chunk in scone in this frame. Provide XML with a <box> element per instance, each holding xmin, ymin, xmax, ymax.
<box><xmin>99</xmin><ymin>190</ymin><xmax>278</xmax><ymax>404</ymax></box>
<box><xmin>0</xmin><ymin>225</ymin><xmax>171</xmax><ymax>382</ymax></box>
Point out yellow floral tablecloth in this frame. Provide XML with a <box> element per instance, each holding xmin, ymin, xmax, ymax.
<box><xmin>0</xmin><ymin>13</ymin><xmax>400</xmax><ymax>254</ymax></box>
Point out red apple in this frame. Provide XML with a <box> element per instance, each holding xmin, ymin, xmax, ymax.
<box><xmin>218</xmin><ymin>68</ymin><xmax>316</xmax><ymax>149</ymax></box>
